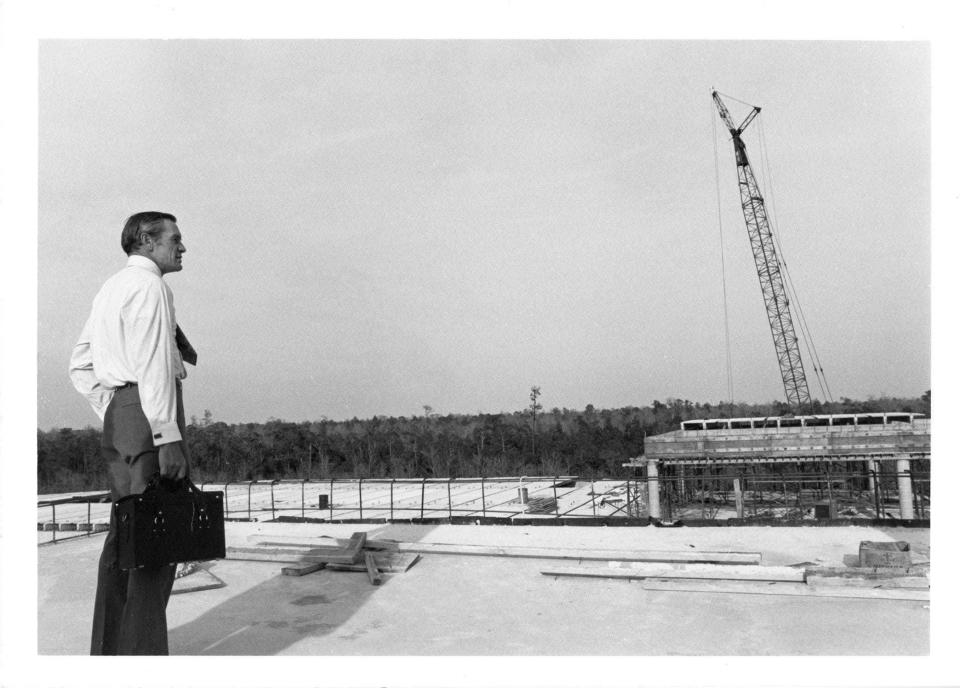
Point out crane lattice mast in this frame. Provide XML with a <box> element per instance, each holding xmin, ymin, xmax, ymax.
<box><xmin>712</xmin><ymin>91</ymin><xmax>811</xmax><ymax>411</ymax></box>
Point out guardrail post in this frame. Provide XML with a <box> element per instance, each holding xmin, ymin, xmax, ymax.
<box><xmin>420</xmin><ymin>478</ymin><xmax>426</xmax><ymax>519</ymax></box>
<box><xmin>247</xmin><ymin>482</ymin><xmax>253</xmax><ymax>520</ymax></box>
<box><xmin>390</xmin><ymin>479</ymin><xmax>395</xmax><ymax>521</ymax></box>
<box><xmin>330</xmin><ymin>479</ymin><xmax>335</xmax><ymax>520</ymax></box>
<box><xmin>359</xmin><ymin>478</ymin><xmax>364</xmax><ymax>521</ymax></box>
<box><xmin>224</xmin><ymin>482</ymin><xmax>232</xmax><ymax>517</ymax></box>
<box><xmin>553</xmin><ymin>474</ymin><xmax>560</xmax><ymax>518</ymax></box>
<box><xmin>481</xmin><ymin>476</ymin><xmax>486</xmax><ymax>517</ymax></box>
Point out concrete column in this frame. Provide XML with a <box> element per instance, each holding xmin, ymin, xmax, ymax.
<box><xmin>866</xmin><ymin>459</ymin><xmax>878</xmax><ymax>492</ymax></box>
<box><xmin>646</xmin><ymin>459</ymin><xmax>661</xmax><ymax>520</ymax></box>
<box><xmin>896</xmin><ymin>456</ymin><xmax>914</xmax><ymax>520</ymax></box>
<box><xmin>733</xmin><ymin>477</ymin><xmax>744</xmax><ymax>518</ymax></box>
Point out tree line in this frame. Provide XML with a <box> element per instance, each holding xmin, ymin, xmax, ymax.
<box><xmin>37</xmin><ymin>392</ymin><xmax>930</xmax><ymax>493</ymax></box>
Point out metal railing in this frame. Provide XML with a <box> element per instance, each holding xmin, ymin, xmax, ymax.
<box><xmin>38</xmin><ymin>462</ymin><xmax>929</xmax><ymax>543</ymax></box>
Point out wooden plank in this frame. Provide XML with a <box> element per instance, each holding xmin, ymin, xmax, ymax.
<box><xmin>372</xmin><ymin>541</ymin><xmax>761</xmax><ymax>565</ymax></box>
<box><xmin>326</xmin><ymin>552</ymin><xmax>420</xmax><ymax>574</ymax></box>
<box><xmin>282</xmin><ymin>562</ymin><xmax>324</xmax><ymax>577</ymax></box>
<box><xmin>227</xmin><ymin>546</ymin><xmax>358</xmax><ymax>565</ymax></box>
<box><xmin>542</xmin><ymin>564</ymin><xmax>804</xmax><ymax>582</ymax></box>
<box><xmin>245</xmin><ymin>534</ymin><xmax>761</xmax><ymax>564</ymax></box>
<box><xmin>640</xmin><ymin>578</ymin><xmax>930</xmax><ymax>601</ymax></box>
<box><xmin>805</xmin><ymin>566</ymin><xmax>928</xmax><ymax>579</ymax></box>
<box><xmin>344</xmin><ymin>532</ymin><xmax>367</xmax><ymax>564</ymax></box>
<box><xmin>364</xmin><ymin>552</ymin><xmax>383</xmax><ymax>586</ymax></box>
<box><xmin>805</xmin><ymin>575</ymin><xmax>929</xmax><ymax>589</ymax></box>
<box><xmin>171</xmin><ymin>569</ymin><xmax>226</xmax><ymax>595</ymax></box>
<box><xmin>226</xmin><ymin>548</ymin><xmax>305</xmax><ymax>564</ymax></box>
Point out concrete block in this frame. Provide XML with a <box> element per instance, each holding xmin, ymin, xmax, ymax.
<box><xmin>859</xmin><ymin>541</ymin><xmax>911</xmax><ymax>567</ymax></box>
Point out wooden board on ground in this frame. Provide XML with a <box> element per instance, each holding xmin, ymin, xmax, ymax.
<box><xmin>226</xmin><ymin>547</ymin><xmax>305</xmax><ymax>563</ymax></box>
<box><xmin>805</xmin><ymin>574</ymin><xmax>929</xmax><ymax>589</ymax></box>
<box><xmin>640</xmin><ymin>578</ymin><xmax>930</xmax><ymax>601</ymax></box>
<box><xmin>171</xmin><ymin>569</ymin><xmax>226</xmax><ymax>595</ymax></box>
<box><xmin>232</xmin><ymin>532</ymin><xmax>368</xmax><ymax>565</ymax></box>
<box><xmin>805</xmin><ymin>565</ymin><xmax>928</xmax><ymax>579</ymax></box>
<box><xmin>326</xmin><ymin>552</ymin><xmax>420</xmax><ymax>574</ymax></box>
<box><xmin>542</xmin><ymin>563</ymin><xmax>804</xmax><ymax>582</ymax></box>
<box><xmin>281</xmin><ymin>562</ymin><xmax>325</xmax><ymax>577</ymax></box>
<box><xmin>364</xmin><ymin>552</ymin><xmax>382</xmax><ymax>586</ymax></box>
<box><xmin>386</xmin><ymin>542</ymin><xmax>762</xmax><ymax>565</ymax></box>
<box><xmin>247</xmin><ymin>536</ymin><xmax>762</xmax><ymax>565</ymax></box>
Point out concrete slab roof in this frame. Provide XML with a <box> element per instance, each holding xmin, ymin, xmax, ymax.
<box><xmin>38</xmin><ymin>521</ymin><xmax>931</xmax><ymax>660</ymax></box>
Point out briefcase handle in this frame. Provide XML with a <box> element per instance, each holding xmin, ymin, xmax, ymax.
<box><xmin>144</xmin><ymin>475</ymin><xmax>203</xmax><ymax>495</ymax></box>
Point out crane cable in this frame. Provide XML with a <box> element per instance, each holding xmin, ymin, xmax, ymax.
<box><xmin>713</xmin><ymin>100</ymin><xmax>736</xmax><ymax>407</ymax></box>
<box><xmin>754</xmin><ymin>115</ymin><xmax>834</xmax><ymax>403</ymax></box>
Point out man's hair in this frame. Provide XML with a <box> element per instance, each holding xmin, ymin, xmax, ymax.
<box><xmin>120</xmin><ymin>211</ymin><xmax>177</xmax><ymax>254</ymax></box>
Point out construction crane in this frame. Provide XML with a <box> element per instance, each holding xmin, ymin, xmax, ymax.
<box><xmin>712</xmin><ymin>90</ymin><xmax>812</xmax><ymax>411</ymax></box>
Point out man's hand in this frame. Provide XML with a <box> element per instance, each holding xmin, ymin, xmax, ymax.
<box><xmin>158</xmin><ymin>441</ymin><xmax>189</xmax><ymax>481</ymax></box>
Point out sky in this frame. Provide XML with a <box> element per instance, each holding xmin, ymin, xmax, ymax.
<box><xmin>34</xmin><ymin>39</ymin><xmax>930</xmax><ymax>429</ymax></box>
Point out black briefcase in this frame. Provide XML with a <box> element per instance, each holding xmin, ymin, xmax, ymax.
<box><xmin>114</xmin><ymin>478</ymin><xmax>225</xmax><ymax>570</ymax></box>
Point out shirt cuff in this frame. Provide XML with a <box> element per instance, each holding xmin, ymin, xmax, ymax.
<box><xmin>150</xmin><ymin>421</ymin><xmax>182</xmax><ymax>445</ymax></box>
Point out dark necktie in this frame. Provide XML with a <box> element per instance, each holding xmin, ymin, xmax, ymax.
<box><xmin>175</xmin><ymin>325</ymin><xmax>198</xmax><ymax>366</ymax></box>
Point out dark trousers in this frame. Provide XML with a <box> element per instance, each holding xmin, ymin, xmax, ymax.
<box><xmin>90</xmin><ymin>383</ymin><xmax>185</xmax><ymax>655</ymax></box>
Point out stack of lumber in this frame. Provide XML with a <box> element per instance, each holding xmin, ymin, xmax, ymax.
<box><xmin>227</xmin><ymin>532</ymin><xmax>419</xmax><ymax>585</ymax></box>
<box><xmin>541</xmin><ymin>557</ymin><xmax>929</xmax><ymax>602</ymax></box>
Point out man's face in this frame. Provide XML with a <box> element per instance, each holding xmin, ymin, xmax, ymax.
<box><xmin>145</xmin><ymin>220</ymin><xmax>186</xmax><ymax>275</ymax></box>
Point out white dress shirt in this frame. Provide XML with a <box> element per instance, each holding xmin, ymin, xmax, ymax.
<box><xmin>69</xmin><ymin>255</ymin><xmax>187</xmax><ymax>445</ymax></box>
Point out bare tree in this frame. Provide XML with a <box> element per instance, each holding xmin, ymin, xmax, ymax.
<box><xmin>529</xmin><ymin>386</ymin><xmax>542</xmax><ymax>462</ymax></box>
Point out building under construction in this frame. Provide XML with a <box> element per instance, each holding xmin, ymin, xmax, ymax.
<box><xmin>623</xmin><ymin>411</ymin><xmax>930</xmax><ymax>523</ymax></box>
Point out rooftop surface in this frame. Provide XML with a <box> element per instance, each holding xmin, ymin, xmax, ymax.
<box><xmin>39</xmin><ymin>521</ymin><xmax>930</xmax><ymax>657</ymax></box>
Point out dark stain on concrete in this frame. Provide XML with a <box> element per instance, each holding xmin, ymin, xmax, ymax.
<box><xmin>290</xmin><ymin>594</ymin><xmax>331</xmax><ymax>606</ymax></box>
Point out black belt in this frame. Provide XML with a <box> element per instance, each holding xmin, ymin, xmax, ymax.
<box><xmin>113</xmin><ymin>380</ymin><xmax>181</xmax><ymax>392</ymax></box>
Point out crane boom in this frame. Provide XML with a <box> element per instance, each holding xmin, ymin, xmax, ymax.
<box><xmin>712</xmin><ymin>91</ymin><xmax>812</xmax><ymax>411</ymax></box>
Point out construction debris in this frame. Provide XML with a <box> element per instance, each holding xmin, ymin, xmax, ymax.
<box><xmin>171</xmin><ymin>567</ymin><xmax>226</xmax><ymax>594</ymax></box>
<box><xmin>281</xmin><ymin>562</ymin><xmax>324</xmax><ymax>577</ymax></box>
<box><xmin>245</xmin><ymin>534</ymin><xmax>762</xmax><ymax>565</ymax></box>
<box><xmin>859</xmin><ymin>540</ymin><xmax>911</xmax><ymax>567</ymax></box>
<box><xmin>542</xmin><ymin>543</ymin><xmax>930</xmax><ymax>602</ymax></box>
<box><xmin>542</xmin><ymin>563</ymin><xmax>804</xmax><ymax>583</ymax></box>
<box><xmin>364</xmin><ymin>552</ymin><xmax>382</xmax><ymax>586</ymax></box>
<box><xmin>640</xmin><ymin>578</ymin><xmax>929</xmax><ymax>601</ymax></box>
<box><xmin>325</xmin><ymin>552</ymin><xmax>420</xmax><ymax>574</ymax></box>
<box><xmin>228</xmin><ymin>532</ymin><xmax>417</xmax><ymax>585</ymax></box>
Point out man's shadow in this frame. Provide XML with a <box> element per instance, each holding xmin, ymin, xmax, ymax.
<box><xmin>167</xmin><ymin>523</ymin><xmax>431</xmax><ymax>655</ymax></box>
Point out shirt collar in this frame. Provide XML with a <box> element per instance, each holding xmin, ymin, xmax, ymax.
<box><xmin>126</xmin><ymin>254</ymin><xmax>162</xmax><ymax>277</ymax></box>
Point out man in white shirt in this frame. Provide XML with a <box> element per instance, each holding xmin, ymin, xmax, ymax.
<box><xmin>70</xmin><ymin>211</ymin><xmax>194</xmax><ymax>655</ymax></box>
